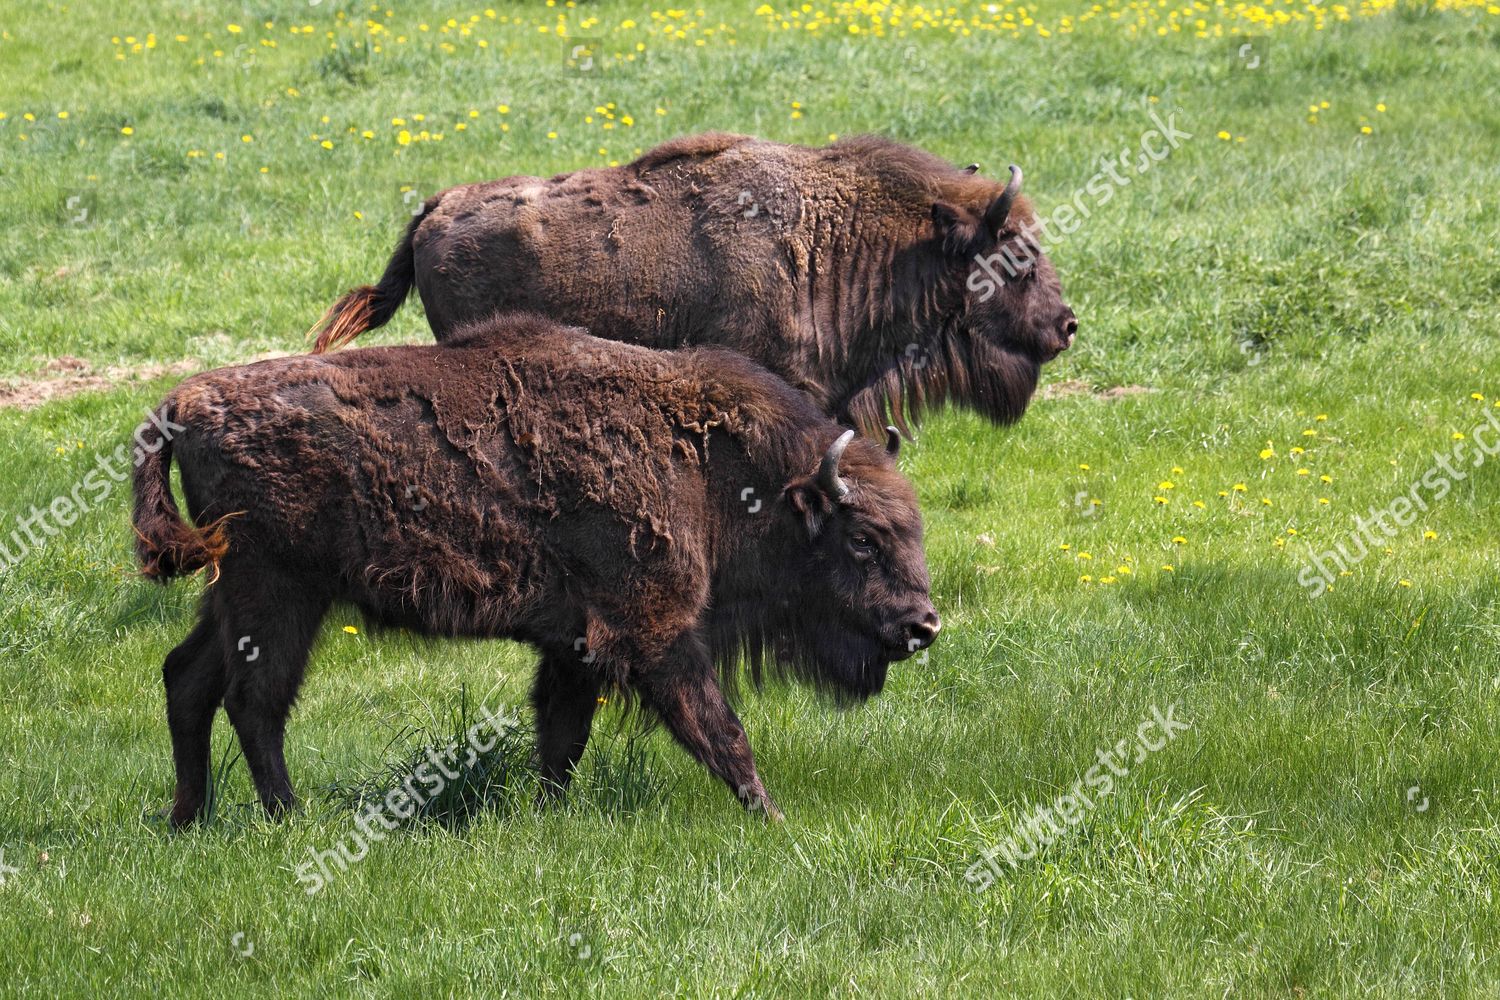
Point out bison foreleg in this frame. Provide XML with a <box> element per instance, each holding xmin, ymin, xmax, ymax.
<box><xmin>637</xmin><ymin>640</ymin><xmax>783</xmax><ymax>821</ymax></box>
<box><xmin>532</xmin><ymin>648</ymin><xmax>603</xmax><ymax>801</ymax></box>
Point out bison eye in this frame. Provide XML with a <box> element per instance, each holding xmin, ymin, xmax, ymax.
<box><xmin>849</xmin><ymin>531</ymin><xmax>876</xmax><ymax>555</ymax></box>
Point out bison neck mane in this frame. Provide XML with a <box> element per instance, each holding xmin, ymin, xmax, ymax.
<box><xmin>839</xmin><ymin>316</ymin><xmax>1042</xmax><ymax>438</ymax></box>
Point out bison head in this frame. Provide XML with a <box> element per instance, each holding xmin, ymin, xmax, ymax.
<box><xmin>940</xmin><ymin>165</ymin><xmax>1076</xmax><ymax>360</ymax></box>
<box><xmin>842</xmin><ymin>164</ymin><xmax>1076</xmax><ymax>436</ymax></box>
<box><xmin>777</xmin><ymin>428</ymin><xmax>939</xmax><ymax>699</ymax></box>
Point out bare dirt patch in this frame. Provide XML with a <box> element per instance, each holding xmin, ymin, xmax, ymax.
<box><xmin>1041</xmin><ymin>379</ymin><xmax>1154</xmax><ymax>402</ymax></box>
<box><xmin>1</xmin><ymin>352</ymin><xmax>291</xmax><ymax>412</ymax></box>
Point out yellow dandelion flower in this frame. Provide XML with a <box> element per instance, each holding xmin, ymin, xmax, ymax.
<box><xmin>1154</xmin><ymin>496</ymin><xmax>1169</xmax><ymax>505</ymax></box>
<box><xmin>1261</xmin><ymin>498</ymin><xmax>1273</xmax><ymax>506</ymax></box>
<box><xmin>1471</xmin><ymin>393</ymin><xmax>1485</xmax><ymax>401</ymax></box>
<box><xmin>1158</xmin><ymin>480</ymin><xmax>1175</xmax><ymax>490</ymax></box>
<box><xmin>320</xmin><ymin>139</ymin><xmax>333</xmax><ymax>149</ymax></box>
<box><xmin>1398</xmin><ymin>579</ymin><xmax>1412</xmax><ymax>588</ymax></box>
<box><xmin>1296</xmin><ymin>468</ymin><xmax>1310</xmax><ymax>476</ymax></box>
<box><xmin>1079</xmin><ymin>574</ymin><xmax>1093</xmax><ymax>583</ymax></box>
<box><xmin>1078</xmin><ymin>463</ymin><xmax>1090</xmax><ymax>471</ymax></box>
<box><xmin>1161</xmin><ymin>564</ymin><xmax>1174</xmax><ymax>572</ymax></box>
<box><xmin>343</xmin><ymin>625</ymin><xmax>359</xmax><ymax>634</ymax></box>
<box><xmin>1233</xmin><ymin>483</ymin><xmax>1248</xmax><ymax>492</ymax></box>
<box><xmin>121</xmin><ymin>126</ymin><xmax>134</xmax><ymax>135</ymax></box>
<box><xmin>1171</xmin><ymin>536</ymin><xmax>1187</xmax><ymax>544</ymax></box>
<box><xmin>1078</xmin><ymin>551</ymin><xmax>1093</xmax><ymax>560</ymax></box>
<box><xmin>1216</xmin><ymin>130</ymin><xmax>1231</xmax><ymax>140</ymax></box>
<box><xmin>1423</xmin><ymin>530</ymin><xmax>1437</xmax><ymax>539</ymax></box>
<box><xmin>1318</xmin><ymin>497</ymin><xmax>1330</xmax><ymax>505</ymax></box>
<box><xmin>1259</xmin><ymin>448</ymin><xmax>1274</xmax><ymax>459</ymax></box>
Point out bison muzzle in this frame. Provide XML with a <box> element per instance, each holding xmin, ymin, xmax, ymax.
<box><xmin>134</xmin><ymin>313</ymin><xmax>938</xmax><ymax>827</ymax></box>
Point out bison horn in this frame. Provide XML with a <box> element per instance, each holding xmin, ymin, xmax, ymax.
<box><xmin>818</xmin><ymin>429</ymin><xmax>856</xmax><ymax>499</ymax></box>
<box><xmin>884</xmin><ymin>425</ymin><xmax>901</xmax><ymax>457</ymax></box>
<box><xmin>983</xmin><ymin>164</ymin><xmax>1023</xmax><ymax>236</ymax></box>
<box><xmin>963</xmin><ymin>163</ymin><xmax>980</xmax><ymax>174</ymax></box>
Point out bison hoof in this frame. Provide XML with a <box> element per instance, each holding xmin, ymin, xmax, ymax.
<box><xmin>748</xmin><ymin>797</ymin><xmax>784</xmax><ymax>823</ymax></box>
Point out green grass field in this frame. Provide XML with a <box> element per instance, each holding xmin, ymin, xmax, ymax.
<box><xmin>3</xmin><ymin>1</ymin><xmax>1499</xmax><ymax>995</ymax></box>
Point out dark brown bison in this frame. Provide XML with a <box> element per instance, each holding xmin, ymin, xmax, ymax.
<box><xmin>311</xmin><ymin>133</ymin><xmax>1075</xmax><ymax>436</ymax></box>
<box><xmin>134</xmin><ymin>313</ymin><xmax>938</xmax><ymax>827</ymax></box>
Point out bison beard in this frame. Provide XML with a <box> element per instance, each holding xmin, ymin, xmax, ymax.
<box><xmin>134</xmin><ymin>314</ymin><xmax>937</xmax><ymax>827</ymax></box>
<box><xmin>310</xmin><ymin>133</ymin><xmax>1075</xmax><ymax>438</ymax></box>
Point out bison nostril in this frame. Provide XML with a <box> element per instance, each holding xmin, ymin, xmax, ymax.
<box><xmin>1064</xmin><ymin>317</ymin><xmax>1078</xmax><ymax>337</ymax></box>
<box><xmin>906</xmin><ymin>611</ymin><xmax>941</xmax><ymax>649</ymax></box>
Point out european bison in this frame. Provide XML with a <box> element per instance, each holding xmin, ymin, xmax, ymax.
<box><xmin>135</xmin><ymin>313</ymin><xmax>938</xmax><ymax>826</ymax></box>
<box><xmin>312</xmin><ymin>133</ymin><xmax>1075</xmax><ymax>436</ymax></box>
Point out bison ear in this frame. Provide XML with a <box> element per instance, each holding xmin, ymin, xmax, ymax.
<box><xmin>785</xmin><ymin>478</ymin><xmax>836</xmax><ymax>539</ymax></box>
<box><xmin>931</xmin><ymin>201</ymin><xmax>985</xmax><ymax>259</ymax></box>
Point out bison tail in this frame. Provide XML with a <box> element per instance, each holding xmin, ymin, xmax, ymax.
<box><xmin>131</xmin><ymin>403</ymin><xmax>233</xmax><ymax>582</ymax></box>
<box><xmin>308</xmin><ymin>203</ymin><xmax>428</xmax><ymax>353</ymax></box>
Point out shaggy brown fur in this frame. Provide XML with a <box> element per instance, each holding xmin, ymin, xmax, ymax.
<box><xmin>311</xmin><ymin>133</ymin><xmax>1076</xmax><ymax>436</ymax></box>
<box><xmin>135</xmin><ymin>313</ymin><xmax>939</xmax><ymax>827</ymax></box>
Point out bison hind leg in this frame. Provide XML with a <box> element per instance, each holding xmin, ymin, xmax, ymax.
<box><xmin>162</xmin><ymin>603</ymin><xmax>230</xmax><ymax>829</ymax></box>
<box><xmin>214</xmin><ymin>571</ymin><xmax>332</xmax><ymax>821</ymax></box>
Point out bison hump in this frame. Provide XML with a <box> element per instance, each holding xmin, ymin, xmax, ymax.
<box><xmin>632</xmin><ymin>132</ymin><xmax>754</xmax><ymax>174</ymax></box>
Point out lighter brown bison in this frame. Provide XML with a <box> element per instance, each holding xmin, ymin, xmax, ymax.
<box><xmin>312</xmin><ymin>133</ymin><xmax>1075</xmax><ymax>436</ymax></box>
